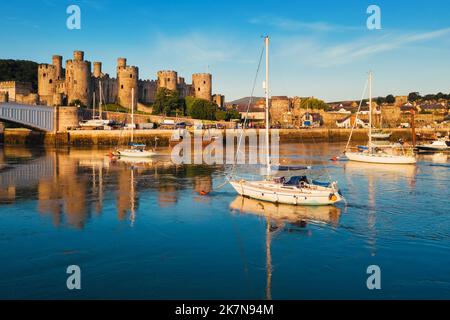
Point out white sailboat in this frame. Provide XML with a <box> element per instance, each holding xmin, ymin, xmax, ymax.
<box><xmin>345</xmin><ymin>72</ymin><xmax>416</xmax><ymax>165</ymax></box>
<box><xmin>79</xmin><ymin>81</ymin><xmax>111</xmax><ymax>128</ymax></box>
<box><xmin>116</xmin><ymin>88</ymin><xmax>155</xmax><ymax>158</ymax></box>
<box><xmin>229</xmin><ymin>36</ymin><xmax>343</xmax><ymax>206</ymax></box>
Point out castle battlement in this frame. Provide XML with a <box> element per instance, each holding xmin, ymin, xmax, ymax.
<box><xmin>35</xmin><ymin>50</ymin><xmax>215</xmax><ymax>108</ymax></box>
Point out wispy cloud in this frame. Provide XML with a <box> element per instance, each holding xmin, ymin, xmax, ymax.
<box><xmin>249</xmin><ymin>16</ymin><xmax>360</xmax><ymax>32</ymax></box>
<box><xmin>152</xmin><ymin>32</ymin><xmax>257</xmax><ymax>66</ymax></box>
<box><xmin>276</xmin><ymin>28</ymin><xmax>450</xmax><ymax>67</ymax></box>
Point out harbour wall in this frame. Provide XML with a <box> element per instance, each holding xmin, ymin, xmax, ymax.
<box><xmin>1</xmin><ymin>128</ymin><xmax>447</xmax><ymax>146</ymax></box>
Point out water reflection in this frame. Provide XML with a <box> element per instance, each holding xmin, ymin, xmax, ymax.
<box><xmin>230</xmin><ymin>196</ymin><xmax>341</xmax><ymax>300</ymax></box>
<box><xmin>0</xmin><ymin>148</ymin><xmax>217</xmax><ymax>229</ymax></box>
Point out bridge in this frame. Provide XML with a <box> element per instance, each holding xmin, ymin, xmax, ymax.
<box><xmin>0</xmin><ymin>103</ymin><xmax>55</xmax><ymax>132</ymax></box>
<box><xmin>0</xmin><ymin>155</ymin><xmax>55</xmax><ymax>189</ymax></box>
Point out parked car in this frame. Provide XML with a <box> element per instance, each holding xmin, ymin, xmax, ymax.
<box><xmin>175</xmin><ymin>122</ymin><xmax>187</xmax><ymax>129</ymax></box>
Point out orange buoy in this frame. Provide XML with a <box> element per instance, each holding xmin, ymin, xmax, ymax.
<box><xmin>200</xmin><ymin>191</ymin><xmax>209</xmax><ymax>196</ymax></box>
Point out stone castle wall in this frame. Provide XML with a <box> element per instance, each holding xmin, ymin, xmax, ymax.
<box><xmin>34</xmin><ymin>51</ymin><xmax>216</xmax><ymax>109</ymax></box>
<box><xmin>157</xmin><ymin>70</ymin><xmax>178</xmax><ymax>91</ymax></box>
<box><xmin>117</xmin><ymin>58</ymin><xmax>139</xmax><ymax>109</ymax></box>
<box><xmin>0</xmin><ymin>81</ymin><xmax>33</xmax><ymax>103</ymax></box>
<box><xmin>65</xmin><ymin>51</ymin><xmax>92</xmax><ymax>106</ymax></box>
<box><xmin>192</xmin><ymin>73</ymin><xmax>212</xmax><ymax>101</ymax></box>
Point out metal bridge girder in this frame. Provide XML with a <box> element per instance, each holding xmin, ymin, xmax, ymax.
<box><xmin>0</xmin><ymin>103</ymin><xmax>55</xmax><ymax>132</ymax></box>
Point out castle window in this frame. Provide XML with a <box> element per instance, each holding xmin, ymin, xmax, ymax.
<box><xmin>49</xmin><ymin>79</ymin><xmax>53</xmax><ymax>84</ymax></box>
<box><xmin>167</xmin><ymin>78</ymin><xmax>170</xmax><ymax>82</ymax></box>
<box><xmin>43</xmin><ymin>73</ymin><xmax>46</xmax><ymax>78</ymax></box>
<box><xmin>121</xmin><ymin>85</ymin><xmax>124</xmax><ymax>89</ymax></box>
<box><xmin>198</xmin><ymin>88</ymin><xmax>201</xmax><ymax>91</ymax></box>
<box><xmin>130</xmin><ymin>74</ymin><xmax>133</xmax><ymax>78</ymax></box>
<box><xmin>203</xmin><ymin>81</ymin><xmax>206</xmax><ymax>84</ymax></box>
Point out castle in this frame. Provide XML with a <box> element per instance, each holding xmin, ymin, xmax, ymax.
<box><xmin>37</xmin><ymin>51</ymin><xmax>215</xmax><ymax>109</ymax></box>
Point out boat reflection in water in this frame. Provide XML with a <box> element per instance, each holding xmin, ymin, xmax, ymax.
<box><xmin>230</xmin><ymin>196</ymin><xmax>341</xmax><ymax>228</ymax></box>
<box><xmin>344</xmin><ymin>160</ymin><xmax>418</xmax><ymax>180</ymax></box>
<box><xmin>0</xmin><ymin>147</ymin><xmax>216</xmax><ymax>229</ymax></box>
<box><xmin>230</xmin><ymin>196</ymin><xmax>341</xmax><ymax>300</ymax></box>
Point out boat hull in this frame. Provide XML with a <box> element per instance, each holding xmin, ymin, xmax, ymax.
<box><xmin>345</xmin><ymin>152</ymin><xmax>416</xmax><ymax>164</ymax></box>
<box><xmin>371</xmin><ymin>133</ymin><xmax>392</xmax><ymax>139</ymax></box>
<box><xmin>117</xmin><ymin>149</ymin><xmax>155</xmax><ymax>158</ymax></box>
<box><xmin>230</xmin><ymin>180</ymin><xmax>342</xmax><ymax>206</ymax></box>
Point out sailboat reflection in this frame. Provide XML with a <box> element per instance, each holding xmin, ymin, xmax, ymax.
<box><xmin>344</xmin><ymin>160</ymin><xmax>418</xmax><ymax>178</ymax></box>
<box><xmin>230</xmin><ymin>196</ymin><xmax>341</xmax><ymax>228</ymax></box>
<box><xmin>230</xmin><ymin>196</ymin><xmax>341</xmax><ymax>300</ymax></box>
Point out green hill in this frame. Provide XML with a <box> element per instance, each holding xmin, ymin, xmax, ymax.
<box><xmin>0</xmin><ymin>59</ymin><xmax>39</xmax><ymax>91</ymax></box>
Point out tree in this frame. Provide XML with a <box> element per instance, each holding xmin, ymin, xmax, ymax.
<box><xmin>0</xmin><ymin>59</ymin><xmax>39</xmax><ymax>90</ymax></box>
<box><xmin>408</xmin><ymin>92</ymin><xmax>421</xmax><ymax>102</ymax></box>
<box><xmin>436</xmin><ymin>92</ymin><xmax>445</xmax><ymax>100</ymax></box>
<box><xmin>226</xmin><ymin>107</ymin><xmax>241</xmax><ymax>120</ymax></box>
<box><xmin>190</xmin><ymin>99</ymin><xmax>217</xmax><ymax>120</ymax></box>
<box><xmin>215</xmin><ymin>107</ymin><xmax>241</xmax><ymax>121</ymax></box>
<box><xmin>299</xmin><ymin>98</ymin><xmax>329</xmax><ymax>111</ymax></box>
<box><xmin>424</xmin><ymin>94</ymin><xmax>436</xmax><ymax>101</ymax></box>
<box><xmin>152</xmin><ymin>88</ymin><xmax>181</xmax><ymax>116</ymax></box>
<box><xmin>376</xmin><ymin>97</ymin><xmax>386</xmax><ymax>105</ymax></box>
<box><xmin>385</xmin><ymin>94</ymin><xmax>395</xmax><ymax>104</ymax></box>
<box><xmin>215</xmin><ymin>110</ymin><xmax>228</xmax><ymax>121</ymax></box>
<box><xmin>69</xmin><ymin>99</ymin><xmax>85</xmax><ymax>108</ymax></box>
<box><xmin>184</xmin><ymin>96</ymin><xmax>196</xmax><ymax>116</ymax></box>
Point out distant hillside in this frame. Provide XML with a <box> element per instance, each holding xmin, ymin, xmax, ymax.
<box><xmin>0</xmin><ymin>59</ymin><xmax>39</xmax><ymax>91</ymax></box>
<box><xmin>227</xmin><ymin>96</ymin><xmax>264</xmax><ymax>106</ymax></box>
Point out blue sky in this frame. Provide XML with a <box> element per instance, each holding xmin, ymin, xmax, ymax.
<box><xmin>1</xmin><ymin>0</ymin><xmax>450</xmax><ymax>102</ymax></box>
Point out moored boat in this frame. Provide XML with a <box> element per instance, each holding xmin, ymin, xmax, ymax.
<box><xmin>229</xmin><ymin>36</ymin><xmax>343</xmax><ymax>207</ymax></box>
<box><xmin>416</xmin><ymin>138</ymin><xmax>450</xmax><ymax>152</ymax></box>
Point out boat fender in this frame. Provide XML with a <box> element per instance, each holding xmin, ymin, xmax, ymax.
<box><xmin>329</xmin><ymin>194</ymin><xmax>338</xmax><ymax>201</ymax></box>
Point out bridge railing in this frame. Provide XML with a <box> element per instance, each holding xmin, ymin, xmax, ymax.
<box><xmin>0</xmin><ymin>103</ymin><xmax>55</xmax><ymax>132</ymax></box>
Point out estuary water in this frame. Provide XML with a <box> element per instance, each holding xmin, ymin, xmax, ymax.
<box><xmin>0</xmin><ymin>143</ymin><xmax>449</xmax><ymax>300</ymax></box>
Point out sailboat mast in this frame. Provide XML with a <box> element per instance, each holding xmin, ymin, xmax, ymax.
<box><xmin>265</xmin><ymin>36</ymin><xmax>271</xmax><ymax>175</ymax></box>
<box><xmin>368</xmin><ymin>72</ymin><xmax>373</xmax><ymax>152</ymax></box>
<box><xmin>99</xmin><ymin>80</ymin><xmax>103</xmax><ymax>120</ymax></box>
<box><xmin>131</xmin><ymin>88</ymin><xmax>134</xmax><ymax>143</ymax></box>
<box><xmin>93</xmin><ymin>91</ymin><xmax>96</xmax><ymax>120</ymax></box>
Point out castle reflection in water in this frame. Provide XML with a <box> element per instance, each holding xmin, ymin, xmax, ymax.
<box><xmin>0</xmin><ymin>147</ymin><xmax>217</xmax><ymax>229</ymax></box>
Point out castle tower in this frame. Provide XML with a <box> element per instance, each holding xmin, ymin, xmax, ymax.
<box><xmin>65</xmin><ymin>51</ymin><xmax>92</xmax><ymax>106</ymax></box>
<box><xmin>157</xmin><ymin>70</ymin><xmax>178</xmax><ymax>91</ymax></box>
<box><xmin>52</xmin><ymin>55</ymin><xmax>63</xmax><ymax>80</ymax></box>
<box><xmin>117</xmin><ymin>58</ymin><xmax>127</xmax><ymax>72</ymax></box>
<box><xmin>73</xmin><ymin>51</ymin><xmax>84</xmax><ymax>61</ymax></box>
<box><xmin>212</xmin><ymin>94</ymin><xmax>225</xmax><ymax>109</ymax></box>
<box><xmin>192</xmin><ymin>73</ymin><xmax>212</xmax><ymax>101</ymax></box>
<box><xmin>38</xmin><ymin>64</ymin><xmax>57</xmax><ymax>97</ymax></box>
<box><xmin>117</xmin><ymin>58</ymin><xmax>139</xmax><ymax>109</ymax></box>
<box><xmin>93</xmin><ymin>62</ymin><xmax>102</xmax><ymax>78</ymax></box>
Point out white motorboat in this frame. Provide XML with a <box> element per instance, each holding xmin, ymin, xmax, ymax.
<box><xmin>345</xmin><ymin>72</ymin><xmax>416</xmax><ymax>165</ymax></box>
<box><xmin>371</xmin><ymin>130</ymin><xmax>392</xmax><ymax>140</ymax></box>
<box><xmin>416</xmin><ymin>139</ymin><xmax>450</xmax><ymax>152</ymax></box>
<box><xmin>229</xmin><ymin>36</ymin><xmax>343</xmax><ymax>207</ymax></box>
